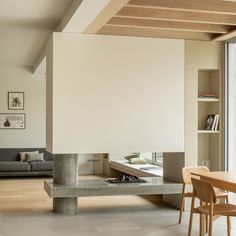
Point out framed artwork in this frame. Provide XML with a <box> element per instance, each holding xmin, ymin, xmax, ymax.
<box><xmin>8</xmin><ymin>92</ymin><xmax>24</xmax><ymax>110</ymax></box>
<box><xmin>0</xmin><ymin>113</ymin><xmax>26</xmax><ymax>129</ymax></box>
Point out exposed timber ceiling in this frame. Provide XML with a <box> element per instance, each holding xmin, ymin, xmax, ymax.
<box><xmin>85</xmin><ymin>0</ymin><xmax>236</xmax><ymax>41</ymax></box>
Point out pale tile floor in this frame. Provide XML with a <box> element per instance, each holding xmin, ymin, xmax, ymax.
<box><xmin>1</xmin><ymin>200</ymin><xmax>236</xmax><ymax>236</ymax></box>
<box><xmin>0</xmin><ymin>178</ymin><xmax>236</xmax><ymax>236</ymax></box>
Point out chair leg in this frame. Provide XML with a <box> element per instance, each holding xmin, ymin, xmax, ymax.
<box><xmin>188</xmin><ymin>209</ymin><xmax>193</xmax><ymax>236</ymax></box>
<box><xmin>208</xmin><ymin>206</ymin><xmax>213</xmax><ymax>236</ymax></box>
<box><xmin>179</xmin><ymin>184</ymin><xmax>185</xmax><ymax>224</ymax></box>
<box><xmin>205</xmin><ymin>214</ymin><xmax>208</xmax><ymax>233</ymax></box>
<box><xmin>227</xmin><ymin>216</ymin><xmax>231</xmax><ymax>236</ymax></box>
<box><xmin>188</xmin><ymin>194</ymin><xmax>195</xmax><ymax>236</ymax></box>
<box><xmin>208</xmin><ymin>215</ymin><xmax>213</xmax><ymax>236</ymax></box>
<box><xmin>205</xmin><ymin>215</ymin><xmax>209</xmax><ymax>233</ymax></box>
<box><xmin>200</xmin><ymin>213</ymin><xmax>205</xmax><ymax>236</ymax></box>
<box><xmin>200</xmin><ymin>201</ymin><xmax>206</xmax><ymax>236</ymax></box>
<box><xmin>226</xmin><ymin>195</ymin><xmax>231</xmax><ymax>229</ymax></box>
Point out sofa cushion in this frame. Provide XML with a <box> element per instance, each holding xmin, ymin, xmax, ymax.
<box><xmin>0</xmin><ymin>162</ymin><xmax>30</xmax><ymax>172</ymax></box>
<box><xmin>0</xmin><ymin>148</ymin><xmax>53</xmax><ymax>162</ymax></box>
<box><xmin>26</xmin><ymin>153</ymin><xmax>44</xmax><ymax>162</ymax></box>
<box><xmin>19</xmin><ymin>150</ymin><xmax>39</xmax><ymax>162</ymax></box>
<box><xmin>30</xmin><ymin>161</ymin><xmax>53</xmax><ymax>171</ymax></box>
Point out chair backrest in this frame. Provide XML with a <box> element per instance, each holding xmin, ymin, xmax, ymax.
<box><xmin>191</xmin><ymin>178</ymin><xmax>217</xmax><ymax>204</ymax></box>
<box><xmin>182</xmin><ymin>166</ymin><xmax>209</xmax><ymax>184</ymax></box>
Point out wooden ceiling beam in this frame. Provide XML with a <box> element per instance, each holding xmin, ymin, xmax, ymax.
<box><xmin>128</xmin><ymin>0</ymin><xmax>236</xmax><ymax>15</ymax></box>
<box><xmin>214</xmin><ymin>29</ymin><xmax>236</xmax><ymax>41</ymax></box>
<box><xmin>107</xmin><ymin>17</ymin><xmax>232</xmax><ymax>34</ymax></box>
<box><xmin>84</xmin><ymin>0</ymin><xmax>129</xmax><ymax>34</ymax></box>
<box><xmin>117</xmin><ymin>6</ymin><xmax>236</xmax><ymax>25</ymax></box>
<box><xmin>98</xmin><ymin>25</ymin><xmax>217</xmax><ymax>41</ymax></box>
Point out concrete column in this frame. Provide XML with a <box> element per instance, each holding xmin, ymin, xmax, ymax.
<box><xmin>163</xmin><ymin>152</ymin><xmax>185</xmax><ymax>209</ymax></box>
<box><xmin>53</xmin><ymin>154</ymin><xmax>79</xmax><ymax>214</ymax></box>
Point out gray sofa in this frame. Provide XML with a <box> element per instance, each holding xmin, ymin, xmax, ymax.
<box><xmin>0</xmin><ymin>148</ymin><xmax>53</xmax><ymax>177</ymax></box>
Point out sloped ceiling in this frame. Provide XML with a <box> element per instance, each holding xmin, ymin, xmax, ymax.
<box><xmin>0</xmin><ymin>0</ymin><xmax>73</xmax><ymax>66</ymax></box>
<box><xmin>3</xmin><ymin>0</ymin><xmax>236</xmax><ymax>69</ymax></box>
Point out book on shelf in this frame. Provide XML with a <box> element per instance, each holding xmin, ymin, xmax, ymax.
<box><xmin>214</xmin><ymin>114</ymin><xmax>220</xmax><ymax>130</ymax></box>
<box><xmin>200</xmin><ymin>94</ymin><xmax>217</xmax><ymax>99</ymax></box>
<box><xmin>205</xmin><ymin>114</ymin><xmax>220</xmax><ymax>131</ymax></box>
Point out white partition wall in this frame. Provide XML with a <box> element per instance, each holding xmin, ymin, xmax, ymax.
<box><xmin>46</xmin><ymin>33</ymin><xmax>184</xmax><ymax>154</ymax></box>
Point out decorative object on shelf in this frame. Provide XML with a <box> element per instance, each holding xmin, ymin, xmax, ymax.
<box><xmin>205</xmin><ymin>114</ymin><xmax>215</xmax><ymax>130</ymax></box>
<box><xmin>200</xmin><ymin>93</ymin><xmax>217</xmax><ymax>99</ymax></box>
<box><xmin>8</xmin><ymin>92</ymin><xmax>24</xmax><ymax>110</ymax></box>
<box><xmin>0</xmin><ymin>113</ymin><xmax>25</xmax><ymax>129</ymax></box>
<box><xmin>205</xmin><ymin>114</ymin><xmax>219</xmax><ymax>131</ymax></box>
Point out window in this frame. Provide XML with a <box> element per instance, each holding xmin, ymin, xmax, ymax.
<box><xmin>226</xmin><ymin>40</ymin><xmax>236</xmax><ymax>171</ymax></box>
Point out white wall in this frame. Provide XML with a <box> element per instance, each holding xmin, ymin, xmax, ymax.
<box><xmin>47</xmin><ymin>33</ymin><xmax>185</xmax><ymax>154</ymax></box>
<box><xmin>0</xmin><ymin>65</ymin><xmax>46</xmax><ymax>148</ymax></box>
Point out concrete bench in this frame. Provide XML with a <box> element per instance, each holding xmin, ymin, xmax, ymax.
<box><xmin>44</xmin><ymin>152</ymin><xmax>184</xmax><ymax>214</ymax></box>
<box><xmin>44</xmin><ymin>177</ymin><xmax>182</xmax><ymax>198</ymax></box>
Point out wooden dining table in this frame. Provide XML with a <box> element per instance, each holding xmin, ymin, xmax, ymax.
<box><xmin>191</xmin><ymin>171</ymin><xmax>236</xmax><ymax>236</ymax></box>
<box><xmin>191</xmin><ymin>171</ymin><xmax>236</xmax><ymax>193</ymax></box>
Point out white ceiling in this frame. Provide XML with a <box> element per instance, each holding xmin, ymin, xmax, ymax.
<box><xmin>0</xmin><ymin>0</ymin><xmax>74</xmax><ymax>66</ymax></box>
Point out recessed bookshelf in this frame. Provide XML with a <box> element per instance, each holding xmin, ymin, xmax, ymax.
<box><xmin>198</xmin><ymin>102</ymin><xmax>219</xmax><ymax>131</ymax></box>
<box><xmin>197</xmin><ymin>69</ymin><xmax>221</xmax><ymax>171</ymax></box>
<box><xmin>198</xmin><ymin>69</ymin><xmax>219</xmax><ymax>98</ymax></box>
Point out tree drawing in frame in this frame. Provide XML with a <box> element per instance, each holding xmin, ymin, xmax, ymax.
<box><xmin>8</xmin><ymin>92</ymin><xmax>24</xmax><ymax>110</ymax></box>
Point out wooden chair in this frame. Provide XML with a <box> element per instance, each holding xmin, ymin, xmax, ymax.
<box><xmin>179</xmin><ymin>166</ymin><xmax>229</xmax><ymax>224</ymax></box>
<box><xmin>188</xmin><ymin>178</ymin><xmax>236</xmax><ymax>236</ymax></box>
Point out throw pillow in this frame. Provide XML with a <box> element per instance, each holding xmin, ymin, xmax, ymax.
<box><xmin>124</xmin><ymin>153</ymin><xmax>140</xmax><ymax>161</ymax></box>
<box><xmin>129</xmin><ymin>157</ymin><xmax>147</xmax><ymax>164</ymax></box>
<box><xmin>19</xmin><ymin>151</ymin><xmax>39</xmax><ymax>162</ymax></box>
<box><xmin>124</xmin><ymin>153</ymin><xmax>147</xmax><ymax>164</ymax></box>
<box><xmin>26</xmin><ymin>153</ymin><xmax>44</xmax><ymax>162</ymax></box>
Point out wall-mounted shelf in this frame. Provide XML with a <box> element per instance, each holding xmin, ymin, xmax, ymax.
<box><xmin>198</xmin><ymin>130</ymin><xmax>220</xmax><ymax>134</ymax></box>
<box><xmin>198</xmin><ymin>98</ymin><xmax>219</xmax><ymax>102</ymax></box>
